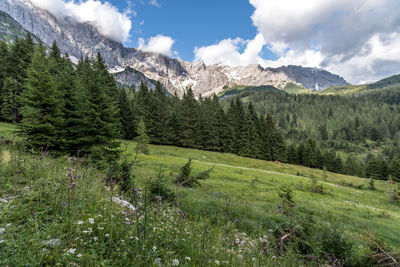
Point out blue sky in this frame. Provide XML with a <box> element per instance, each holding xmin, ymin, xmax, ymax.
<box><xmin>112</xmin><ymin>0</ymin><xmax>258</xmax><ymax>61</ymax></box>
<box><xmin>30</xmin><ymin>0</ymin><xmax>400</xmax><ymax>84</ymax></box>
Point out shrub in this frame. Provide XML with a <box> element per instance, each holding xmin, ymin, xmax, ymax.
<box><xmin>175</xmin><ymin>159</ymin><xmax>212</xmax><ymax>187</ymax></box>
<box><xmin>147</xmin><ymin>169</ymin><xmax>175</xmax><ymax>202</ymax></box>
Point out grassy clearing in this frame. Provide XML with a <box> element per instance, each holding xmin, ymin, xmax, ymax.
<box><xmin>126</xmin><ymin>141</ymin><xmax>400</xmax><ymax>250</ymax></box>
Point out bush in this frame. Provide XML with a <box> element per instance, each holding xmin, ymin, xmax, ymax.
<box><xmin>175</xmin><ymin>159</ymin><xmax>212</xmax><ymax>187</ymax></box>
<box><xmin>147</xmin><ymin>169</ymin><xmax>175</xmax><ymax>202</ymax></box>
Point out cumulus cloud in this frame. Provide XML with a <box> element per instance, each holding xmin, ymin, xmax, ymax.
<box><xmin>30</xmin><ymin>0</ymin><xmax>132</xmax><ymax>43</ymax></box>
<box><xmin>138</xmin><ymin>35</ymin><xmax>176</xmax><ymax>56</ymax></box>
<box><xmin>196</xmin><ymin>0</ymin><xmax>400</xmax><ymax>84</ymax></box>
<box><xmin>194</xmin><ymin>33</ymin><xmax>266</xmax><ymax>67</ymax></box>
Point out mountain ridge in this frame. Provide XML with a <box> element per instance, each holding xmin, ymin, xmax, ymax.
<box><xmin>0</xmin><ymin>0</ymin><xmax>349</xmax><ymax>96</ymax></box>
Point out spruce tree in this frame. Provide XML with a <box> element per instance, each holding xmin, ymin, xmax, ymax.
<box><xmin>151</xmin><ymin>81</ymin><xmax>170</xmax><ymax>144</ymax></box>
<box><xmin>19</xmin><ymin>42</ymin><xmax>64</xmax><ymax>151</ymax></box>
<box><xmin>178</xmin><ymin>88</ymin><xmax>200</xmax><ymax>148</ymax></box>
<box><xmin>136</xmin><ymin>118</ymin><xmax>149</xmax><ymax>154</ymax></box>
<box><xmin>1</xmin><ymin>77</ymin><xmax>19</xmax><ymax>123</ymax></box>
<box><xmin>0</xmin><ymin>40</ymin><xmax>9</xmax><ymax>108</ymax></box>
<box><xmin>83</xmin><ymin>54</ymin><xmax>121</xmax><ymax>162</ymax></box>
<box><xmin>118</xmin><ymin>88</ymin><xmax>137</xmax><ymax>140</ymax></box>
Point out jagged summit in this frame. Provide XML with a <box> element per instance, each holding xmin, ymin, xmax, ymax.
<box><xmin>0</xmin><ymin>0</ymin><xmax>349</xmax><ymax>96</ymax></box>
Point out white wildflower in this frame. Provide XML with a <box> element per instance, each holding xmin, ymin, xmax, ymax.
<box><xmin>0</xmin><ymin>240</ymin><xmax>4</xmax><ymax>244</ymax></box>
<box><xmin>172</xmin><ymin>259</ymin><xmax>179</xmax><ymax>266</ymax></box>
<box><xmin>41</xmin><ymin>239</ymin><xmax>61</xmax><ymax>247</ymax></box>
<box><xmin>185</xmin><ymin>257</ymin><xmax>191</xmax><ymax>261</ymax></box>
<box><xmin>66</xmin><ymin>248</ymin><xmax>76</xmax><ymax>255</ymax></box>
<box><xmin>77</xmin><ymin>221</ymin><xmax>84</xmax><ymax>225</ymax></box>
<box><xmin>77</xmin><ymin>253</ymin><xmax>82</xmax><ymax>258</ymax></box>
<box><xmin>88</xmin><ymin>218</ymin><xmax>94</xmax><ymax>224</ymax></box>
<box><xmin>93</xmin><ymin>237</ymin><xmax>98</xmax><ymax>241</ymax></box>
<box><xmin>154</xmin><ymin>258</ymin><xmax>162</xmax><ymax>266</ymax></box>
<box><xmin>215</xmin><ymin>260</ymin><xmax>220</xmax><ymax>265</ymax></box>
<box><xmin>105</xmin><ymin>234</ymin><xmax>110</xmax><ymax>238</ymax></box>
<box><xmin>0</xmin><ymin>228</ymin><xmax>5</xmax><ymax>234</ymax></box>
<box><xmin>152</xmin><ymin>246</ymin><xmax>157</xmax><ymax>251</ymax></box>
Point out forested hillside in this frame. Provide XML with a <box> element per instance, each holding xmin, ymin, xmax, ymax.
<box><xmin>1</xmin><ymin>36</ymin><xmax>400</xmax><ymax>181</ymax></box>
<box><xmin>221</xmin><ymin>87</ymin><xmax>400</xmax><ymax>180</ymax></box>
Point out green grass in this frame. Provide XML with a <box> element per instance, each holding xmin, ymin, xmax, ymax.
<box><xmin>125</xmin><ymin>141</ymin><xmax>400</xmax><ymax>250</ymax></box>
<box><xmin>284</xmin><ymin>83</ymin><xmax>313</xmax><ymax>94</ymax></box>
<box><xmin>218</xmin><ymin>85</ymin><xmax>283</xmax><ymax>98</ymax></box>
<box><xmin>1</xmin><ymin>123</ymin><xmax>399</xmax><ymax>265</ymax></box>
<box><xmin>319</xmin><ymin>84</ymin><xmax>368</xmax><ymax>95</ymax></box>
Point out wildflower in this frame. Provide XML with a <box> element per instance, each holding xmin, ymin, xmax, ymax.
<box><xmin>97</xmin><ymin>227</ymin><xmax>104</xmax><ymax>230</ymax></box>
<box><xmin>93</xmin><ymin>237</ymin><xmax>98</xmax><ymax>241</ymax></box>
<box><xmin>215</xmin><ymin>260</ymin><xmax>220</xmax><ymax>265</ymax></box>
<box><xmin>66</xmin><ymin>248</ymin><xmax>76</xmax><ymax>255</ymax></box>
<box><xmin>77</xmin><ymin>253</ymin><xmax>82</xmax><ymax>258</ymax></box>
<box><xmin>185</xmin><ymin>257</ymin><xmax>191</xmax><ymax>261</ymax></box>
<box><xmin>126</xmin><ymin>222</ymin><xmax>131</xmax><ymax>225</ymax></box>
<box><xmin>77</xmin><ymin>221</ymin><xmax>84</xmax><ymax>225</ymax></box>
<box><xmin>154</xmin><ymin>258</ymin><xmax>162</xmax><ymax>266</ymax></box>
<box><xmin>172</xmin><ymin>259</ymin><xmax>179</xmax><ymax>266</ymax></box>
<box><xmin>0</xmin><ymin>228</ymin><xmax>5</xmax><ymax>234</ymax></box>
<box><xmin>123</xmin><ymin>212</ymin><xmax>127</xmax><ymax>215</ymax></box>
<box><xmin>105</xmin><ymin>234</ymin><xmax>110</xmax><ymax>238</ymax></box>
<box><xmin>152</xmin><ymin>246</ymin><xmax>157</xmax><ymax>251</ymax></box>
<box><xmin>88</xmin><ymin>218</ymin><xmax>94</xmax><ymax>224</ymax></box>
<box><xmin>41</xmin><ymin>239</ymin><xmax>61</xmax><ymax>247</ymax></box>
<box><xmin>62</xmin><ymin>202</ymin><xmax>67</xmax><ymax>206</ymax></box>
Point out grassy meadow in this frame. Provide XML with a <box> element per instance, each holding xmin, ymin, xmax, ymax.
<box><xmin>1</xmin><ymin>122</ymin><xmax>399</xmax><ymax>266</ymax></box>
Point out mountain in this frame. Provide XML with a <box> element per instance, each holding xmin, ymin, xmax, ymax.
<box><xmin>0</xmin><ymin>0</ymin><xmax>349</xmax><ymax>96</ymax></box>
<box><xmin>0</xmin><ymin>10</ymin><xmax>37</xmax><ymax>42</ymax></box>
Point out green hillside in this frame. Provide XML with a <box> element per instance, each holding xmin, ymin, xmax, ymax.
<box><xmin>218</xmin><ymin>85</ymin><xmax>285</xmax><ymax>98</ymax></box>
<box><xmin>1</xmin><ymin>123</ymin><xmax>399</xmax><ymax>265</ymax></box>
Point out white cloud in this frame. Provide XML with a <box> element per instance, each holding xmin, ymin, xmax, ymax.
<box><xmin>148</xmin><ymin>0</ymin><xmax>161</xmax><ymax>8</ymax></box>
<box><xmin>30</xmin><ymin>0</ymin><xmax>132</xmax><ymax>43</ymax></box>
<box><xmin>195</xmin><ymin>0</ymin><xmax>400</xmax><ymax>84</ymax></box>
<box><xmin>138</xmin><ymin>34</ymin><xmax>176</xmax><ymax>56</ymax></box>
<box><xmin>194</xmin><ymin>33</ymin><xmax>266</xmax><ymax>67</ymax></box>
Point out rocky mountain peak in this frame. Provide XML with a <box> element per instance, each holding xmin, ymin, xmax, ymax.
<box><xmin>0</xmin><ymin>0</ymin><xmax>349</xmax><ymax>96</ymax></box>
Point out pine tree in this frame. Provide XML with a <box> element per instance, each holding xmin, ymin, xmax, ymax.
<box><xmin>1</xmin><ymin>77</ymin><xmax>18</xmax><ymax>123</ymax></box>
<box><xmin>178</xmin><ymin>88</ymin><xmax>200</xmax><ymax>148</ymax></box>
<box><xmin>19</xmin><ymin>42</ymin><xmax>64</xmax><ymax>151</ymax></box>
<box><xmin>85</xmin><ymin>54</ymin><xmax>121</xmax><ymax>161</ymax></box>
<box><xmin>151</xmin><ymin>81</ymin><xmax>170</xmax><ymax>144</ymax></box>
<box><xmin>5</xmin><ymin>35</ymin><xmax>35</xmax><ymax>122</ymax></box>
<box><xmin>0</xmin><ymin>40</ymin><xmax>9</xmax><ymax>109</ymax></box>
<box><xmin>390</xmin><ymin>158</ymin><xmax>400</xmax><ymax>182</ymax></box>
<box><xmin>118</xmin><ymin>88</ymin><xmax>137</xmax><ymax>140</ymax></box>
<box><xmin>136</xmin><ymin>118</ymin><xmax>149</xmax><ymax>154</ymax></box>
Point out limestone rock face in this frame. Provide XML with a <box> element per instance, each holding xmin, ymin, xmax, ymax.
<box><xmin>1</xmin><ymin>0</ymin><xmax>349</xmax><ymax>96</ymax></box>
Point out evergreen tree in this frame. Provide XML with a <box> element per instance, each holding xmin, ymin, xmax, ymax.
<box><xmin>71</xmin><ymin>55</ymin><xmax>121</xmax><ymax>162</ymax></box>
<box><xmin>118</xmin><ymin>89</ymin><xmax>136</xmax><ymax>140</ymax></box>
<box><xmin>178</xmin><ymin>88</ymin><xmax>200</xmax><ymax>148</ymax></box>
<box><xmin>19</xmin><ymin>43</ymin><xmax>64</xmax><ymax>151</ymax></box>
<box><xmin>136</xmin><ymin>118</ymin><xmax>149</xmax><ymax>154</ymax></box>
<box><xmin>0</xmin><ymin>40</ymin><xmax>9</xmax><ymax>109</ymax></box>
<box><xmin>1</xmin><ymin>77</ymin><xmax>19</xmax><ymax>123</ymax></box>
<box><xmin>5</xmin><ymin>35</ymin><xmax>35</xmax><ymax>122</ymax></box>
<box><xmin>151</xmin><ymin>81</ymin><xmax>170</xmax><ymax>144</ymax></box>
<box><xmin>390</xmin><ymin>157</ymin><xmax>400</xmax><ymax>182</ymax></box>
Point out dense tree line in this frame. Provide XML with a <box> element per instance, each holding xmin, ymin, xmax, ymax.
<box><xmin>1</xmin><ymin>37</ymin><xmax>399</xmax><ymax>180</ymax></box>
<box><xmin>0</xmin><ymin>37</ymin><xmax>120</xmax><ymax>162</ymax></box>
<box><xmin>221</xmin><ymin>90</ymin><xmax>400</xmax><ymax>181</ymax></box>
